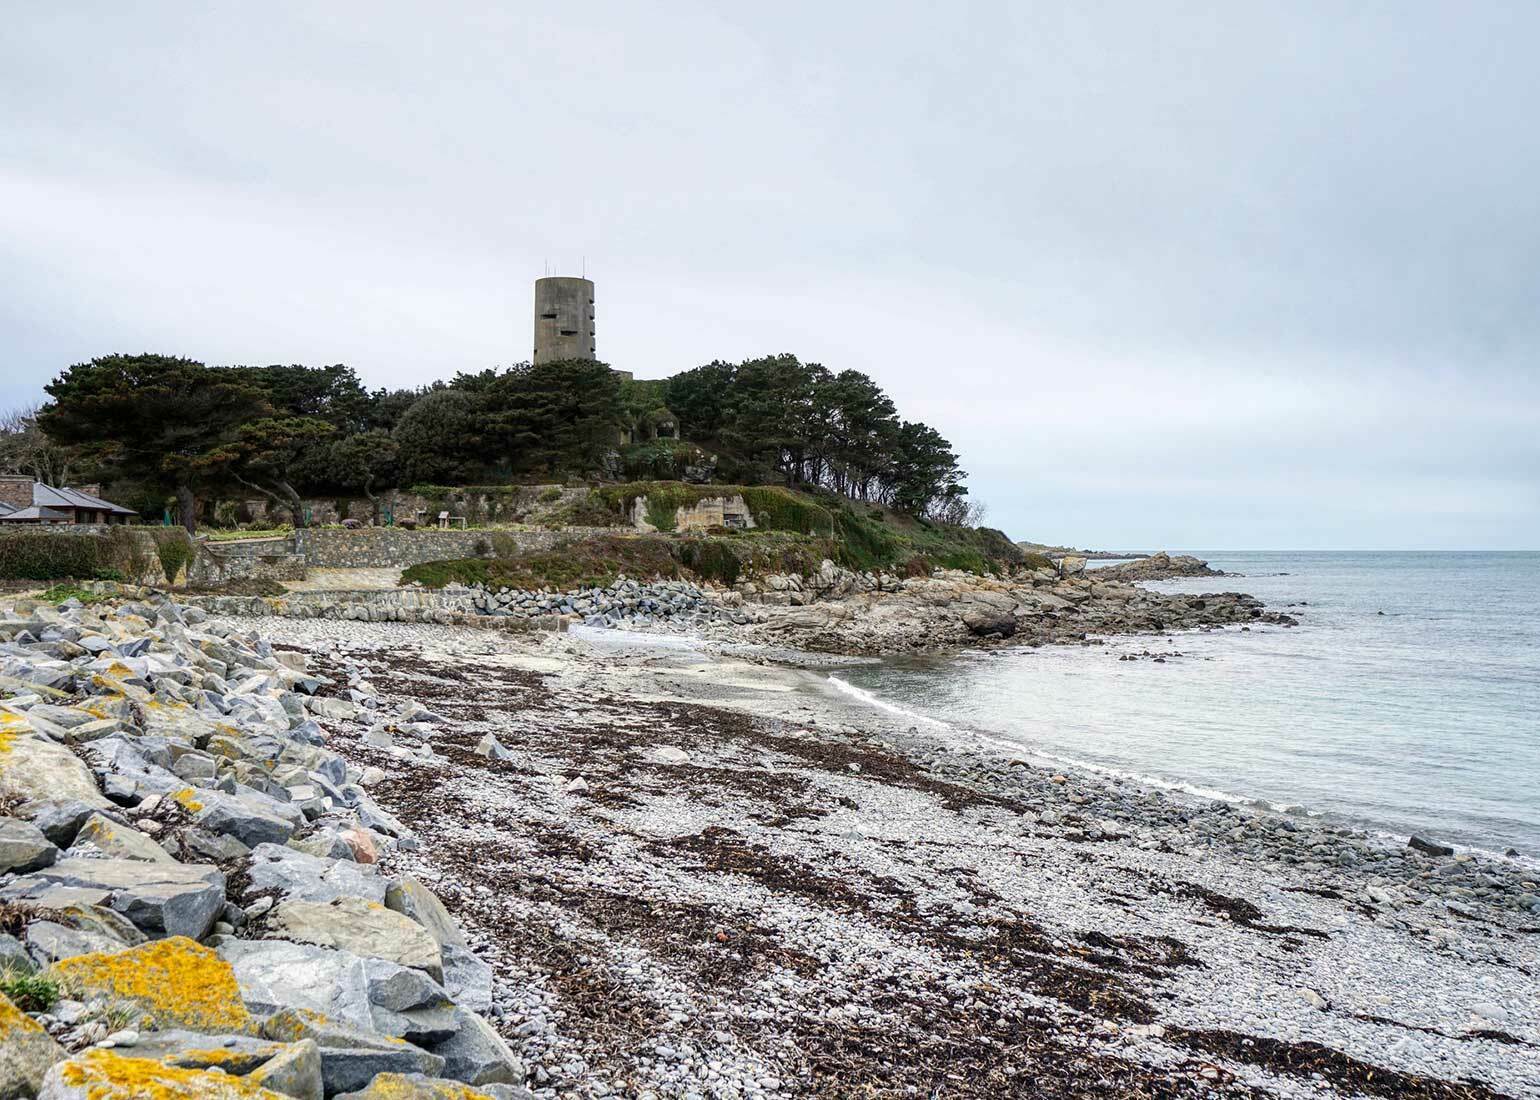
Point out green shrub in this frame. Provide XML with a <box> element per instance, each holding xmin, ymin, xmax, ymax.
<box><xmin>202</xmin><ymin>526</ymin><xmax>293</xmax><ymax>542</ymax></box>
<box><xmin>0</xmin><ymin>968</ymin><xmax>60</xmax><ymax>1012</ymax></box>
<box><xmin>619</xmin><ymin>440</ymin><xmax>705</xmax><ymax>480</ymax></box>
<box><xmin>149</xmin><ymin>528</ymin><xmax>194</xmax><ymax>585</ymax></box>
<box><xmin>538</xmin><ymin>486</ymin><xmax>562</xmax><ymax>504</ymax></box>
<box><xmin>38</xmin><ymin>584</ymin><xmax>107</xmax><ymax>605</ymax></box>
<box><xmin>544</xmin><ymin>490</ymin><xmax>621</xmax><ymax>528</ymax></box>
<box><xmin>402</xmin><ymin>535</ymin><xmax>682</xmax><ymax>591</ymax></box>
<box><xmin>0</xmin><ymin>533</ymin><xmax>108</xmax><ymax>581</ymax></box>
<box><xmin>675</xmin><ymin>538</ymin><xmax>742</xmax><ymax>585</ymax></box>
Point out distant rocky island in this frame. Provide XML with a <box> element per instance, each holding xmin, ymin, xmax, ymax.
<box><xmin>1016</xmin><ymin>540</ymin><xmax>1151</xmax><ymax>560</ymax></box>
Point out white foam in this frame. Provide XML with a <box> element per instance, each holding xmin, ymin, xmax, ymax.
<box><xmin>826</xmin><ymin>674</ymin><xmax>958</xmax><ymax>731</ymax></box>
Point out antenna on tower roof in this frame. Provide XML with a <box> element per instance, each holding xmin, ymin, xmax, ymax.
<box><xmin>582</xmin><ymin>255</ymin><xmax>586</xmax><ymax>279</ymax></box>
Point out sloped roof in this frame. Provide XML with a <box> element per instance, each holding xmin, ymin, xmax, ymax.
<box><xmin>32</xmin><ymin>484</ymin><xmax>137</xmax><ymax>515</ymax></box>
<box><xmin>0</xmin><ymin>505</ymin><xmax>76</xmax><ymax>522</ymax></box>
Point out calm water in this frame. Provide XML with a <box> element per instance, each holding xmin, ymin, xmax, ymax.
<box><xmin>832</xmin><ymin>552</ymin><xmax>1540</xmax><ymax>855</ymax></box>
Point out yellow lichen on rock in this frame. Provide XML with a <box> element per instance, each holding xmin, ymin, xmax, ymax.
<box><xmin>51</xmin><ymin>936</ymin><xmax>252</xmax><ymax>1034</ymax></box>
<box><xmin>169</xmin><ymin>787</ymin><xmax>205</xmax><ymax>814</ymax></box>
<box><xmin>0</xmin><ymin>989</ymin><xmax>65</xmax><ymax>1096</ymax></box>
<box><xmin>50</xmin><ymin>1049</ymin><xmax>288</xmax><ymax>1099</ymax></box>
<box><xmin>0</xmin><ymin>989</ymin><xmax>49</xmax><ymax>1038</ymax></box>
<box><xmin>342</xmin><ymin>1072</ymin><xmax>498</xmax><ymax>1099</ymax></box>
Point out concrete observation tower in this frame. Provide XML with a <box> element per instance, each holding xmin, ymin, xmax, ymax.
<box><xmin>532</xmin><ymin>276</ymin><xmax>596</xmax><ymax>364</ymax></box>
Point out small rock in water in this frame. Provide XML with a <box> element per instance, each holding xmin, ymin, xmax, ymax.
<box><xmin>1408</xmin><ymin>835</ymin><xmax>1455</xmax><ymax>857</ymax></box>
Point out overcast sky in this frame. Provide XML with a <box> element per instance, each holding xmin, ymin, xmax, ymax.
<box><xmin>4</xmin><ymin>2</ymin><xmax>1537</xmax><ymax>549</ymax></box>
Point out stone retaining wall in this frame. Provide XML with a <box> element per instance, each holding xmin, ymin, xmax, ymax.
<box><xmin>292</xmin><ymin>526</ymin><xmax>623</xmax><ymax>569</ymax></box>
<box><xmin>182</xmin><ymin>586</ymin><xmax>569</xmax><ymax>631</ymax></box>
<box><xmin>188</xmin><ymin>536</ymin><xmax>306</xmax><ymax>585</ymax></box>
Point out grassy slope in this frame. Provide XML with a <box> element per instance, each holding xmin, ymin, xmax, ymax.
<box><xmin>402</xmin><ymin>482</ymin><xmax>1047</xmax><ymax>590</ymax></box>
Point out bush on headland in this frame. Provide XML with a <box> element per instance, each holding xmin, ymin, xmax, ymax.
<box><xmin>400</xmin><ymin>485</ymin><xmax>1035</xmax><ymax>592</ymax></box>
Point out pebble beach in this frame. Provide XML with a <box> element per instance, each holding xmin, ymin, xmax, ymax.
<box><xmin>230</xmin><ymin>615</ymin><xmax>1540</xmax><ymax>1100</ymax></box>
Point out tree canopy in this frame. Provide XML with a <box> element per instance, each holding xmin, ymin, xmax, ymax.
<box><xmin>28</xmin><ymin>348</ymin><xmax>971</xmax><ymax>527</ymax></box>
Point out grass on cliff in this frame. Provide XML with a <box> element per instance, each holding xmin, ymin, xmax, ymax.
<box><xmin>401</xmin><ymin>520</ymin><xmax>1039</xmax><ymax>596</ymax></box>
<box><xmin>401</xmin><ymin>535</ymin><xmax>683</xmax><ymax>591</ymax></box>
<box><xmin>400</xmin><ymin>530</ymin><xmax>845</xmax><ymax>591</ymax></box>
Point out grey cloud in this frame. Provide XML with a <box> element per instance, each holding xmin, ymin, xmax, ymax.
<box><xmin>2</xmin><ymin>1</ymin><xmax>1536</xmax><ymax>547</ymax></box>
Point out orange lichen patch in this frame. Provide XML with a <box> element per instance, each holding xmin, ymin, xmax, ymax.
<box><xmin>160</xmin><ymin>1043</ymin><xmax>284</xmax><ymax>1074</ymax></box>
<box><xmin>89</xmin><ymin>673</ymin><xmax>147</xmax><ymax>699</ymax></box>
<box><xmin>347</xmin><ymin>1073</ymin><xmax>498</xmax><ymax>1099</ymax></box>
<box><xmin>0</xmin><ymin>989</ymin><xmax>49</xmax><ymax>1037</ymax></box>
<box><xmin>262</xmin><ymin>1006</ymin><xmax>411</xmax><ymax>1046</ymax></box>
<box><xmin>258</xmin><ymin>1006</ymin><xmax>328</xmax><ymax>1042</ymax></box>
<box><xmin>51</xmin><ymin>936</ymin><xmax>252</xmax><ymax>1034</ymax></box>
<box><xmin>0</xmin><ymin>710</ymin><xmax>28</xmax><ymax>753</ymax></box>
<box><xmin>54</xmin><ymin>1049</ymin><xmax>287</xmax><ymax>1099</ymax></box>
<box><xmin>169</xmin><ymin>787</ymin><xmax>205</xmax><ymax>814</ymax></box>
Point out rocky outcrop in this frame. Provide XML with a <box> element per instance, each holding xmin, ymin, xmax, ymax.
<box><xmin>728</xmin><ymin>563</ymin><xmax>1297</xmax><ymax>654</ymax></box>
<box><xmin>0</xmin><ymin>593</ymin><xmax>525</xmax><ymax>1099</ymax></box>
<box><xmin>1093</xmin><ymin>551</ymin><xmax>1227</xmax><ymax>581</ymax></box>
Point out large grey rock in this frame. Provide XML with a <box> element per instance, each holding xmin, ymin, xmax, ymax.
<box><xmin>190</xmin><ymin>789</ymin><xmax>298</xmax><ymax>847</ymax></box>
<box><xmin>247</xmin><ymin>1037</ymin><xmax>324</xmax><ymax>1100</ymax></box>
<box><xmin>0</xmin><ymin>990</ymin><xmax>64</xmax><ymax>1098</ymax></box>
<box><xmin>0</xmin><ymin>732</ymin><xmax>110</xmax><ymax>809</ymax></box>
<box><xmin>23</xmin><ymin>704</ymin><xmax>98</xmax><ymax>730</ymax></box>
<box><xmin>270</xmin><ymin>895</ymin><xmax>443</xmax><ymax>981</ymax></box>
<box><xmin>440</xmin><ymin>942</ymin><xmax>493</xmax><ymax>1013</ymax></box>
<box><xmin>219</xmin><ymin>939</ymin><xmax>453</xmax><ymax>1040</ymax></box>
<box><xmin>180</xmin><ymin>826</ymin><xmax>252</xmax><ymax>863</ymax></box>
<box><xmin>335</xmin><ymin>1074</ymin><xmax>508</xmax><ymax>1099</ymax></box>
<box><xmin>385</xmin><ymin>876</ymin><xmax>467</xmax><ymax>948</ymax></box>
<box><xmin>428</xmin><ymin>1007</ymin><xmax>523</xmax><ymax>1086</ymax></box>
<box><xmin>308</xmin><ymin>696</ymin><xmax>359</xmax><ymax>721</ymax></box>
<box><xmin>64</xmin><ymin>718</ymin><xmax>128</xmax><ymax>743</ymax></box>
<box><xmin>220</xmin><ymin>939</ymin><xmax>373</xmax><ymax>1031</ymax></box>
<box><xmin>246</xmin><ymin>843</ymin><xmax>386</xmax><ymax>904</ymax></box>
<box><xmin>15</xmin><ymin>857</ymin><xmax>225</xmax><ymax>940</ymax></box>
<box><xmin>117</xmin><ymin>1029</ymin><xmax>292</xmax><ymax>1074</ymax></box>
<box><xmin>23</xmin><ymin>921</ymin><xmax>126</xmax><ymax>964</ymax></box>
<box><xmin>16</xmin><ymin>799</ymin><xmax>98</xmax><ymax>847</ymax></box>
<box><xmin>0</xmin><ymin>932</ymin><xmax>33</xmax><ymax>974</ymax></box>
<box><xmin>71</xmin><ymin>812</ymin><xmax>173</xmax><ymax>862</ymax></box>
<box><xmin>262</xmin><ymin>1007</ymin><xmax>447</xmax><ymax>1096</ymax></box>
<box><xmin>0</xmin><ymin>816</ymin><xmax>59</xmax><ymax>873</ymax></box>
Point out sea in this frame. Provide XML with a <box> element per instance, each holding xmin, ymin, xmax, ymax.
<box><xmin>829</xmin><ymin>552</ymin><xmax>1540</xmax><ymax>858</ymax></box>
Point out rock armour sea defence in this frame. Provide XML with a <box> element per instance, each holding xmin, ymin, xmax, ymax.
<box><xmin>0</xmin><ymin>593</ymin><xmax>527</xmax><ymax>1100</ymax></box>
